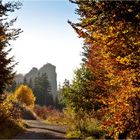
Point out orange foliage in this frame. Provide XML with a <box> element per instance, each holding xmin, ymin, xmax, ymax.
<box><xmin>69</xmin><ymin>0</ymin><xmax>140</xmax><ymax>139</ymax></box>
<box><xmin>15</xmin><ymin>85</ymin><xmax>36</xmax><ymax>108</ymax></box>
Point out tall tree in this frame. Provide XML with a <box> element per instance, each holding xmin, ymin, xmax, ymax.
<box><xmin>69</xmin><ymin>0</ymin><xmax>140</xmax><ymax>139</ymax></box>
<box><xmin>6</xmin><ymin>80</ymin><xmax>17</xmax><ymax>92</ymax></box>
<box><xmin>0</xmin><ymin>0</ymin><xmax>22</xmax><ymax>94</ymax></box>
<box><xmin>60</xmin><ymin>65</ymin><xmax>103</xmax><ymax>113</ymax></box>
<box><xmin>33</xmin><ymin>73</ymin><xmax>52</xmax><ymax>106</ymax></box>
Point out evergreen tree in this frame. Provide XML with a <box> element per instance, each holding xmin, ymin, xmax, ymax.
<box><xmin>6</xmin><ymin>80</ymin><xmax>17</xmax><ymax>92</ymax></box>
<box><xmin>28</xmin><ymin>78</ymin><xmax>33</xmax><ymax>88</ymax></box>
<box><xmin>23</xmin><ymin>77</ymin><xmax>27</xmax><ymax>85</ymax></box>
<box><xmin>60</xmin><ymin>65</ymin><xmax>103</xmax><ymax>112</ymax></box>
<box><xmin>33</xmin><ymin>73</ymin><xmax>52</xmax><ymax>106</ymax></box>
<box><xmin>0</xmin><ymin>0</ymin><xmax>22</xmax><ymax>94</ymax></box>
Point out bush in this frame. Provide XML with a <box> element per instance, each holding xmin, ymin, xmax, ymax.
<box><xmin>34</xmin><ymin>105</ymin><xmax>49</xmax><ymax>120</ymax></box>
<box><xmin>0</xmin><ymin>93</ymin><xmax>24</xmax><ymax>139</ymax></box>
<box><xmin>64</xmin><ymin>107</ymin><xmax>105</xmax><ymax>139</ymax></box>
<box><xmin>0</xmin><ymin>94</ymin><xmax>21</xmax><ymax>122</ymax></box>
<box><xmin>15</xmin><ymin>85</ymin><xmax>36</xmax><ymax>108</ymax></box>
<box><xmin>34</xmin><ymin>105</ymin><xmax>67</xmax><ymax>125</ymax></box>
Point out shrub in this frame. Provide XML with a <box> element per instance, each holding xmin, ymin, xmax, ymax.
<box><xmin>34</xmin><ymin>105</ymin><xmax>67</xmax><ymax>125</ymax></box>
<box><xmin>0</xmin><ymin>93</ymin><xmax>24</xmax><ymax>139</ymax></box>
<box><xmin>34</xmin><ymin>105</ymin><xmax>49</xmax><ymax>120</ymax></box>
<box><xmin>64</xmin><ymin>107</ymin><xmax>105</xmax><ymax>139</ymax></box>
<box><xmin>0</xmin><ymin>94</ymin><xmax>21</xmax><ymax>123</ymax></box>
<box><xmin>15</xmin><ymin>85</ymin><xmax>36</xmax><ymax>108</ymax></box>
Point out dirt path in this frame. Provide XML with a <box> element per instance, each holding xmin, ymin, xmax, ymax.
<box><xmin>14</xmin><ymin>120</ymin><xmax>67</xmax><ymax>139</ymax></box>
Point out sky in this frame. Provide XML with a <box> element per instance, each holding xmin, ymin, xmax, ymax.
<box><xmin>8</xmin><ymin>0</ymin><xmax>83</xmax><ymax>85</ymax></box>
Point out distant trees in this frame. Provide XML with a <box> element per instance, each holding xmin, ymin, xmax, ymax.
<box><xmin>60</xmin><ymin>0</ymin><xmax>140</xmax><ymax>139</ymax></box>
<box><xmin>0</xmin><ymin>0</ymin><xmax>22</xmax><ymax>94</ymax></box>
<box><xmin>33</xmin><ymin>73</ymin><xmax>53</xmax><ymax>106</ymax></box>
<box><xmin>8</xmin><ymin>73</ymin><xmax>56</xmax><ymax>107</ymax></box>
<box><xmin>7</xmin><ymin>81</ymin><xmax>17</xmax><ymax>92</ymax></box>
<box><xmin>15</xmin><ymin>85</ymin><xmax>36</xmax><ymax>108</ymax></box>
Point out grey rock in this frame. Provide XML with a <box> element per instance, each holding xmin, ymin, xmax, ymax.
<box><xmin>15</xmin><ymin>63</ymin><xmax>57</xmax><ymax>101</ymax></box>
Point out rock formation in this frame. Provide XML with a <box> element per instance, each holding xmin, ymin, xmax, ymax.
<box><xmin>15</xmin><ymin>63</ymin><xmax>57</xmax><ymax>102</ymax></box>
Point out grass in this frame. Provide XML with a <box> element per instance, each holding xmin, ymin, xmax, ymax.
<box><xmin>0</xmin><ymin>119</ymin><xmax>25</xmax><ymax>139</ymax></box>
<box><xmin>34</xmin><ymin>105</ymin><xmax>67</xmax><ymax>125</ymax></box>
<box><xmin>65</xmin><ymin>115</ymin><xmax>105</xmax><ymax>139</ymax></box>
<box><xmin>43</xmin><ymin>109</ymin><xmax>105</xmax><ymax>139</ymax></box>
<box><xmin>34</xmin><ymin>105</ymin><xmax>106</xmax><ymax>139</ymax></box>
<box><xmin>45</xmin><ymin>112</ymin><xmax>68</xmax><ymax>126</ymax></box>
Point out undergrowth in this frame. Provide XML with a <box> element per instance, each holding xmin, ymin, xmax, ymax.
<box><xmin>0</xmin><ymin>93</ymin><xmax>25</xmax><ymax>139</ymax></box>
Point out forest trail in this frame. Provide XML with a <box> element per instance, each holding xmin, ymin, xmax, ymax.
<box><xmin>13</xmin><ymin>120</ymin><xmax>67</xmax><ymax>139</ymax></box>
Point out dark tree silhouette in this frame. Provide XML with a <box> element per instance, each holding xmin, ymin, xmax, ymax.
<box><xmin>0</xmin><ymin>0</ymin><xmax>22</xmax><ymax>94</ymax></box>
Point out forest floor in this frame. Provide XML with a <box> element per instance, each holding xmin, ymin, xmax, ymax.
<box><xmin>13</xmin><ymin>120</ymin><xmax>67</xmax><ymax>139</ymax></box>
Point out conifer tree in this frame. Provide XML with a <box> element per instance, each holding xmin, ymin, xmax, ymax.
<box><xmin>33</xmin><ymin>73</ymin><xmax>52</xmax><ymax>106</ymax></box>
<box><xmin>0</xmin><ymin>0</ymin><xmax>22</xmax><ymax>94</ymax></box>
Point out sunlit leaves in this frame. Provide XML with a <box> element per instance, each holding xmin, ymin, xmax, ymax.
<box><xmin>69</xmin><ymin>0</ymin><xmax>140</xmax><ymax>139</ymax></box>
<box><xmin>15</xmin><ymin>85</ymin><xmax>36</xmax><ymax>108</ymax></box>
<box><xmin>0</xmin><ymin>93</ymin><xmax>21</xmax><ymax>122</ymax></box>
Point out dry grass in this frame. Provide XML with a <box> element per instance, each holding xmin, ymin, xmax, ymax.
<box><xmin>45</xmin><ymin>110</ymin><xmax>67</xmax><ymax>125</ymax></box>
<box><xmin>34</xmin><ymin>105</ymin><xmax>68</xmax><ymax>125</ymax></box>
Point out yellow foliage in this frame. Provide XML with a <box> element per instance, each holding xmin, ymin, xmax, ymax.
<box><xmin>0</xmin><ymin>94</ymin><xmax>20</xmax><ymax>121</ymax></box>
<box><xmin>0</xmin><ymin>93</ymin><xmax>24</xmax><ymax>139</ymax></box>
<box><xmin>14</xmin><ymin>85</ymin><xmax>36</xmax><ymax>108</ymax></box>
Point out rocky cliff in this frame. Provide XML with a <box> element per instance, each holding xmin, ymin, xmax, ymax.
<box><xmin>15</xmin><ymin>63</ymin><xmax>57</xmax><ymax>101</ymax></box>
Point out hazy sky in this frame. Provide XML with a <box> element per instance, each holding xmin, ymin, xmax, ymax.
<box><xmin>8</xmin><ymin>0</ymin><xmax>83</xmax><ymax>85</ymax></box>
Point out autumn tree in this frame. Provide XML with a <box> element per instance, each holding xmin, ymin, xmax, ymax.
<box><xmin>69</xmin><ymin>0</ymin><xmax>140</xmax><ymax>139</ymax></box>
<box><xmin>0</xmin><ymin>0</ymin><xmax>22</xmax><ymax>94</ymax></box>
<box><xmin>15</xmin><ymin>85</ymin><xmax>36</xmax><ymax>108</ymax></box>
